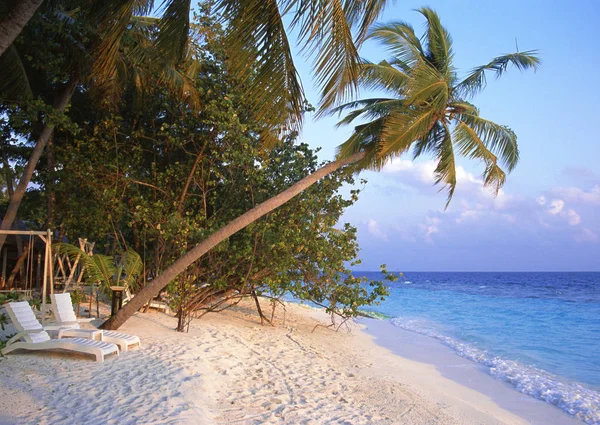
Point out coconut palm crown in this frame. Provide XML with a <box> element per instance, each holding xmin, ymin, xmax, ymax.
<box><xmin>333</xmin><ymin>8</ymin><xmax>540</xmax><ymax>205</ymax></box>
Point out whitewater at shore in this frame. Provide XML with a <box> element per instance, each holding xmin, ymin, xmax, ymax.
<box><xmin>1</xmin><ymin>300</ymin><xmax>544</xmax><ymax>424</ymax></box>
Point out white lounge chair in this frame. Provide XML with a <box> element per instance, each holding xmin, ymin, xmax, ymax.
<box><xmin>1</xmin><ymin>301</ymin><xmax>118</xmax><ymax>363</ymax></box>
<box><xmin>50</xmin><ymin>293</ymin><xmax>141</xmax><ymax>352</ymax></box>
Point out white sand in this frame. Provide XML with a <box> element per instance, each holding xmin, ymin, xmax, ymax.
<box><xmin>0</xmin><ymin>300</ymin><xmax>531</xmax><ymax>425</ymax></box>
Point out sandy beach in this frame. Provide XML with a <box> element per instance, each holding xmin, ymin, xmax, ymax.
<box><xmin>0</xmin><ymin>301</ymin><xmax>543</xmax><ymax>425</ymax></box>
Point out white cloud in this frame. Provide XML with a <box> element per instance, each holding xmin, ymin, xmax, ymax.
<box><xmin>536</xmin><ymin>195</ymin><xmax>546</xmax><ymax>206</ymax></box>
<box><xmin>547</xmin><ymin>199</ymin><xmax>565</xmax><ymax>215</ymax></box>
<box><xmin>456</xmin><ymin>210</ymin><xmax>479</xmax><ymax>224</ymax></box>
<box><xmin>383</xmin><ymin>159</ymin><xmax>436</xmax><ymax>184</ymax></box>
<box><xmin>456</xmin><ymin>166</ymin><xmax>482</xmax><ymax>185</ymax></box>
<box><xmin>421</xmin><ymin>216</ymin><xmax>440</xmax><ymax>244</ymax></box>
<box><xmin>367</xmin><ymin>219</ymin><xmax>388</xmax><ymax>240</ymax></box>
<box><xmin>552</xmin><ymin>185</ymin><xmax>600</xmax><ymax>205</ymax></box>
<box><xmin>567</xmin><ymin>209</ymin><xmax>581</xmax><ymax>226</ymax></box>
<box><xmin>574</xmin><ymin>228</ymin><xmax>598</xmax><ymax>243</ymax></box>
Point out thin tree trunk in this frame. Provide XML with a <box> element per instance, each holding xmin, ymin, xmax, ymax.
<box><xmin>0</xmin><ymin>0</ymin><xmax>44</xmax><ymax>57</ymax></box>
<box><xmin>6</xmin><ymin>242</ymin><xmax>29</xmax><ymax>288</ymax></box>
<box><xmin>3</xmin><ymin>154</ymin><xmax>25</xmax><ymax>282</ymax></box>
<box><xmin>101</xmin><ymin>151</ymin><xmax>365</xmax><ymax>330</ymax></box>
<box><xmin>44</xmin><ymin>135</ymin><xmax>56</xmax><ymax>229</ymax></box>
<box><xmin>177</xmin><ymin>146</ymin><xmax>205</xmax><ymax>214</ymax></box>
<box><xmin>0</xmin><ymin>77</ymin><xmax>77</xmax><ymax>252</ymax></box>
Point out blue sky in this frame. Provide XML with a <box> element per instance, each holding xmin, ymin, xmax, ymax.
<box><xmin>291</xmin><ymin>0</ymin><xmax>600</xmax><ymax>271</ymax></box>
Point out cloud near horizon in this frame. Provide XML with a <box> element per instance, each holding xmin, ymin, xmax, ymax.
<box><xmin>348</xmin><ymin>159</ymin><xmax>600</xmax><ymax>271</ymax></box>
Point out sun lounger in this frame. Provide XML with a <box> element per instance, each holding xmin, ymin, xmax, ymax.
<box><xmin>50</xmin><ymin>293</ymin><xmax>141</xmax><ymax>352</ymax></box>
<box><xmin>1</xmin><ymin>301</ymin><xmax>118</xmax><ymax>363</ymax></box>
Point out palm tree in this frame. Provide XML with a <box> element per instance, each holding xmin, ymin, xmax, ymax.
<box><xmin>0</xmin><ymin>0</ymin><xmax>44</xmax><ymax>57</ymax></box>
<box><xmin>333</xmin><ymin>7</ymin><xmax>539</xmax><ymax>204</ymax></box>
<box><xmin>55</xmin><ymin>243</ymin><xmax>143</xmax><ymax>294</ymax></box>
<box><xmin>101</xmin><ymin>8</ymin><xmax>539</xmax><ymax>330</ymax></box>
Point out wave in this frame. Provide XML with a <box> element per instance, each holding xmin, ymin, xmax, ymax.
<box><xmin>390</xmin><ymin>318</ymin><xmax>600</xmax><ymax>425</ymax></box>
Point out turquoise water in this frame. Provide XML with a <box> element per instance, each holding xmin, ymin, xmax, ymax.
<box><xmin>355</xmin><ymin>272</ymin><xmax>600</xmax><ymax>425</ymax></box>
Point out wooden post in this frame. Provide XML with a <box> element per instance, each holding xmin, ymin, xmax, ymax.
<box><xmin>1</xmin><ymin>247</ymin><xmax>6</xmax><ymax>289</ymax></box>
<box><xmin>48</xmin><ymin>229</ymin><xmax>54</xmax><ymax>296</ymax></box>
<box><xmin>41</xmin><ymin>235</ymin><xmax>49</xmax><ymax>325</ymax></box>
<box><xmin>36</xmin><ymin>252</ymin><xmax>41</xmax><ymax>289</ymax></box>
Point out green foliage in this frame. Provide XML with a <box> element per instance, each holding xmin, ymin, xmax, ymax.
<box><xmin>55</xmin><ymin>244</ymin><xmax>143</xmax><ymax>294</ymax></box>
<box><xmin>0</xmin><ymin>313</ymin><xmax>8</xmax><ymax>331</ymax></box>
<box><xmin>332</xmin><ymin>8</ymin><xmax>539</xmax><ymax>206</ymax></box>
<box><xmin>3</xmin><ymin>5</ymin><xmax>390</xmax><ymax>328</ymax></box>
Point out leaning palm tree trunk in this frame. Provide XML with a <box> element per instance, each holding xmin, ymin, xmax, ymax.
<box><xmin>101</xmin><ymin>151</ymin><xmax>365</xmax><ymax>330</ymax></box>
<box><xmin>0</xmin><ymin>77</ymin><xmax>77</xmax><ymax>252</ymax></box>
<box><xmin>0</xmin><ymin>0</ymin><xmax>44</xmax><ymax>56</ymax></box>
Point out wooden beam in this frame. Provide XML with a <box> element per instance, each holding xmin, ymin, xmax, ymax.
<box><xmin>0</xmin><ymin>230</ymin><xmax>48</xmax><ymax>236</ymax></box>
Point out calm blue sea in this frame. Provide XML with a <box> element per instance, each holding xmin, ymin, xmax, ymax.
<box><xmin>355</xmin><ymin>272</ymin><xmax>600</xmax><ymax>425</ymax></box>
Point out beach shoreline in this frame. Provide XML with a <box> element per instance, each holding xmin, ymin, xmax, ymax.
<box><xmin>0</xmin><ymin>300</ymin><xmax>580</xmax><ymax>424</ymax></box>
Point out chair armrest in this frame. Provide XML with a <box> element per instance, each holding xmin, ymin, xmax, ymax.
<box><xmin>76</xmin><ymin>317</ymin><xmax>96</xmax><ymax>323</ymax></box>
<box><xmin>5</xmin><ymin>329</ymin><xmax>45</xmax><ymax>346</ymax></box>
<box><xmin>43</xmin><ymin>321</ymin><xmax>80</xmax><ymax>330</ymax></box>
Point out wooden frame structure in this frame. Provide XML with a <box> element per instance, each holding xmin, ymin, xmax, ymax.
<box><xmin>0</xmin><ymin>229</ymin><xmax>54</xmax><ymax>324</ymax></box>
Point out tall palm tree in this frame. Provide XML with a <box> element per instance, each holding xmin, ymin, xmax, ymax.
<box><xmin>0</xmin><ymin>0</ymin><xmax>44</xmax><ymax>57</ymax></box>
<box><xmin>102</xmin><ymin>8</ymin><xmax>539</xmax><ymax>330</ymax></box>
<box><xmin>333</xmin><ymin>7</ymin><xmax>539</xmax><ymax>204</ymax></box>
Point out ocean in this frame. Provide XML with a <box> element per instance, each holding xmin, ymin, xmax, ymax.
<box><xmin>355</xmin><ymin>272</ymin><xmax>600</xmax><ymax>425</ymax></box>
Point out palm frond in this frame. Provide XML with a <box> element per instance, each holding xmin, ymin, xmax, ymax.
<box><xmin>456</xmin><ymin>51</ymin><xmax>540</xmax><ymax>97</ymax></box>
<box><xmin>432</xmin><ymin>123</ymin><xmax>456</xmax><ymax>206</ymax></box>
<box><xmin>378</xmin><ymin>108</ymin><xmax>436</xmax><ymax>159</ymax></box>
<box><xmin>54</xmin><ymin>243</ymin><xmax>94</xmax><ymax>273</ymax></box>
<box><xmin>358</xmin><ymin>60</ymin><xmax>410</xmax><ymax>93</ymax></box>
<box><xmin>412</xmin><ymin>121</ymin><xmax>444</xmax><ymax>158</ymax></box>
<box><xmin>0</xmin><ymin>44</ymin><xmax>32</xmax><ymax>102</ymax></box>
<box><xmin>120</xmin><ymin>250</ymin><xmax>143</xmax><ymax>290</ymax></box>
<box><xmin>159</xmin><ymin>63</ymin><xmax>201</xmax><ymax>110</ymax></box>
<box><xmin>367</xmin><ymin>21</ymin><xmax>425</xmax><ymax>68</ymax></box>
<box><xmin>448</xmin><ymin>100</ymin><xmax>478</xmax><ymax>115</ymax></box>
<box><xmin>336</xmin><ymin>117</ymin><xmax>386</xmax><ymax>170</ymax></box>
<box><xmin>334</xmin><ymin>98</ymin><xmax>402</xmax><ymax>126</ymax></box>
<box><xmin>417</xmin><ymin>7</ymin><xmax>453</xmax><ymax>76</ymax></box>
<box><xmin>453</xmin><ymin>121</ymin><xmax>498</xmax><ymax>164</ymax></box>
<box><xmin>337</xmin><ymin>119</ymin><xmax>380</xmax><ymax>156</ymax></box>
<box><xmin>311</xmin><ymin>0</ymin><xmax>361</xmax><ymax>116</ymax></box>
<box><xmin>219</xmin><ymin>0</ymin><xmax>304</xmax><ymax>139</ymax></box>
<box><xmin>405</xmin><ymin>60</ymin><xmax>448</xmax><ymax>112</ymax></box>
<box><xmin>285</xmin><ymin>0</ymin><xmax>390</xmax><ymax>115</ymax></box>
<box><xmin>483</xmin><ymin>162</ymin><xmax>507</xmax><ymax>195</ymax></box>
<box><xmin>91</xmin><ymin>1</ymin><xmax>137</xmax><ymax>95</ymax></box>
<box><xmin>92</xmin><ymin>255</ymin><xmax>119</xmax><ymax>289</ymax></box>
<box><xmin>457</xmin><ymin>113</ymin><xmax>519</xmax><ymax>171</ymax></box>
<box><xmin>156</xmin><ymin>0</ymin><xmax>191</xmax><ymax>63</ymax></box>
<box><xmin>54</xmin><ymin>243</ymin><xmax>104</xmax><ymax>285</ymax></box>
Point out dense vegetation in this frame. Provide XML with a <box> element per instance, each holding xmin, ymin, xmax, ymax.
<box><xmin>0</xmin><ymin>4</ymin><xmax>392</xmax><ymax>331</ymax></box>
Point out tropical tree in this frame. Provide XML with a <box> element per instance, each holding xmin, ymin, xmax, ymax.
<box><xmin>0</xmin><ymin>0</ymin><xmax>388</xmax><ymax>252</ymax></box>
<box><xmin>0</xmin><ymin>0</ymin><xmax>44</xmax><ymax>57</ymax></box>
<box><xmin>55</xmin><ymin>243</ymin><xmax>143</xmax><ymax>293</ymax></box>
<box><xmin>101</xmin><ymin>7</ymin><xmax>539</xmax><ymax>330</ymax></box>
<box><xmin>333</xmin><ymin>8</ymin><xmax>540</xmax><ymax>203</ymax></box>
<box><xmin>0</xmin><ymin>5</ymin><xmax>202</xmax><ymax>252</ymax></box>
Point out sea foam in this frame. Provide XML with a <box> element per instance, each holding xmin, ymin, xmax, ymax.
<box><xmin>390</xmin><ymin>318</ymin><xmax>600</xmax><ymax>425</ymax></box>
